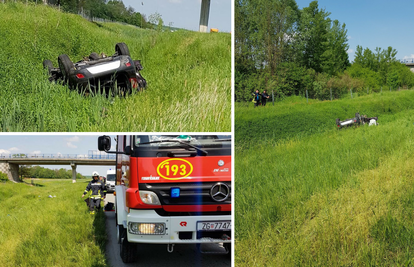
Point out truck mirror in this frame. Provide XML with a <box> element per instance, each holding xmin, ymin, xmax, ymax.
<box><xmin>125</xmin><ymin>145</ymin><xmax>131</xmax><ymax>155</ymax></box>
<box><xmin>98</xmin><ymin>136</ymin><xmax>111</xmax><ymax>152</ymax></box>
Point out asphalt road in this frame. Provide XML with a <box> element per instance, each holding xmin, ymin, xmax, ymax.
<box><xmin>103</xmin><ymin>193</ymin><xmax>232</xmax><ymax>267</ymax></box>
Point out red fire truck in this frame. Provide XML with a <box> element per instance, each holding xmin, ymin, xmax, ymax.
<box><xmin>98</xmin><ymin>135</ymin><xmax>231</xmax><ymax>263</ymax></box>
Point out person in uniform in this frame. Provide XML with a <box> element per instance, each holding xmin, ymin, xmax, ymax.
<box><xmin>82</xmin><ymin>171</ymin><xmax>106</xmax><ymax>214</ymax></box>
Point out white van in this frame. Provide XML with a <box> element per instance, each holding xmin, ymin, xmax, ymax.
<box><xmin>106</xmin><ymin>169</ymin><xmax>116</xmax><ymax>193</ymax></box>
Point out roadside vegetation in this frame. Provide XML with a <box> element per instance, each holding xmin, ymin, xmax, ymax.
<box><xmin>235</xmin><ymin>0</ymin><xmax>414</xmax><ymax>102</ymax></box>
<box><xmin>235</xmin><ymin>91</ymin><xmax>414</xmax><ymax>266</ymax></box>
<box><xmin>236</xmin><ymin>90</ymin><xmax>414</xmax><ymax>144</ymax></box>
<box><xmin>0</xmin><ymin>178</ymin><xmax>107</xmax><ymax>267</ymax></box>
<box><xmin>0</xmin><ymin>2</ymin><xmax>231</xmax><ymax>131</ymax></box>
<box><xmin>4</xmin><ymin>0</ymin><xmax>149</xmax><ymax>29</ymax></box>
<box><xmin>18</xmin><ymin>165</ymin><xmax>86</xmax><ymax>180</ymax></box>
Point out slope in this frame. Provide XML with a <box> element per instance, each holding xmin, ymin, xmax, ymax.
<box><xmin>0</xmin><ymin>2</ymin><xmax>231</xmax><ymax>132</ymax></box>
<box><xmin>235</xmin><ymin>92</ymin><xmax>414</xmax><ymax>266</ymax></box>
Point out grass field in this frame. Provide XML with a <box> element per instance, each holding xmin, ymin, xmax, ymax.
<box><xmin>0</xmin><ymin>2</ymin><xmax>231</xmax><ymax>132</ymax></box>
<box><xmin>0</xmin><ymin>179</ymin><xmax>107</xmax><ymax>267</ymax></box>
<box><xmin>235</xmin><ymin>90</ymin><xmax>414</xmax><ymax>266</ymax></box>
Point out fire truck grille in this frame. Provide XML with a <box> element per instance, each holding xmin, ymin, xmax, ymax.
<box><xmin>141</xmin><ymin>182</ymin><xmax>231</xmax><ymax>205</ymax></box>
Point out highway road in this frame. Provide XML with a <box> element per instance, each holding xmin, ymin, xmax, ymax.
<box><xmin>103</xmin><ymin>193</ymin><xmax>232</xmax><ymax>267</ymax></box>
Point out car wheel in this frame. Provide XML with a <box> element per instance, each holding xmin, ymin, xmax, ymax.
<box><xmin>89</xmin><ymin>52</ymin><xmax>100</xmax><ymax>60</ymax></box>
<box><xmin>42</xmin><ymin>60</ymin><xmax>54</xmax><ymax>75</ymax></box>
<box><xmin>58</xmin><ymin>54</ymin><xmax>74</xmax><ymax>85</ymax></box>
<box><xmin>120</xmin><ymin>227</ymin><xmax>137</xmax><ymax>263</ymax></box>
<box><xmin>115</xmin><ymin>42</ymin><xmax>130</xmax><ymax>56</ymax></box>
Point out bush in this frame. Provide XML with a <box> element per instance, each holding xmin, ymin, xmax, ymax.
<box><xmin>346</xmin><ymin>63</ymin><xmax>381</xmax><ymax>90</ymax></box>
<box><xmin>0</xmin><ymin>172</ymin><xmax>8</xmax><ymax>182</ymax></box>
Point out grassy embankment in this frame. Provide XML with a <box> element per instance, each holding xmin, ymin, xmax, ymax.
<box><xmin>0</xmin><ymin>179</ymin><xmax>107</xmax><ymax>267</ymax></box>
<box><xmin>0</xmin><ymin>2</ymin><xmax>231</xmax><ymax>132</ymax></box>
<box><xmin>236</xmin><ymin>90</ymin><xmax>414</xmax><ymax>266</ymax></box>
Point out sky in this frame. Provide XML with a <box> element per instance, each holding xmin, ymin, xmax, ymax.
<box><xmin>295</xmin><ymin>0</ymin><xmax>414</xmax><ymax>62</ymax></box>
<box><xmin>121</xmin><ymin>0</ymin><xmax>231</xmax><ymax>32</ymax></box>
<box><xmin>0</xmin><ymin>135</ymin><xmax>116</xmax><ymax>177</ymax></box>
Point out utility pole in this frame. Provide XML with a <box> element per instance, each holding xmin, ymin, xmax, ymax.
<box><xmin>199</xmin><ymin>0</ymin><xmax>210</xmax><ymax>32</ymax></box>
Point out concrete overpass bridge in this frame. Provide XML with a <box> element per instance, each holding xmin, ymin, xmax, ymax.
<box><xmin>0</xmin><ymin>153</ymin><xmax>115</xmax><ymax>183</ymax></box>
<box><xmin>401</xmin><ymin>58</ymin><xmax>414</xmax><ymax>73</ymax></box>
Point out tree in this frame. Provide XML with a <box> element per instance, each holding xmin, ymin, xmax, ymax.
<box><xmin>321</xmin><ymin>19</ymin><xmax>349</xmax><ymax>75</ymax></box>
<box><xmin>235</xmin><ymin>0</ymin><xmax>300</xmax><ymax>99</ymax></box>
<box><xmin>296</xmin><ymin>1</ymin><xmax>330</xmax><ymax>73</ymax></box>
<box><xmin>148</xmin><ymin>12</ymin><xmax>163</xmax><ymax>31</ymax></box>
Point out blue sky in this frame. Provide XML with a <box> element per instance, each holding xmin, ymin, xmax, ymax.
<box><xmin>122</xmin><ymin>0</ymin><xmax>231</xmax><ymax>32</ymax></box>
<box><xmin>295</xmin><ymin>0</ymin><xmax>414</xmax><ymax>62</ymax></box>
<box><xmin>0</xmin><ymin>135</ymin><xmax>116</xmax><ymax>176</ymax></box>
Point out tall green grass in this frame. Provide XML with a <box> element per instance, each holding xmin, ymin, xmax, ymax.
<box><xmin>236</xmin><ymin>90</ymin><xmax>414</xmax><ymax>145</ymax></box>
<box><xmin>236</xmin><ymin>92</ymin><xmax>414</xmax><ymax>266</ymax></box>
<box><xmin>0</xmin><ymin>2</ymin><xmax>231</xmax><ymax>131</ymax></box>
<box><xmin>0</xmin><ymin>179</ymin><xmax>107</xmax><ymax>267</ymax></box>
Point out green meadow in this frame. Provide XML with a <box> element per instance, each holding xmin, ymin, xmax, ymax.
<box><xmin>0</xmin><ymin>179</ymin><xmax>107</xmax><ymax>267</ymax></box>
<box><xmin>0</xmin><ymin>2</ymin><xmax>231</xmax><ymax>132</ymax></box>
<box><xmin>236</xmin><ymin>90</ymin><xmax>414</xmax><ymax>266</ymax></box>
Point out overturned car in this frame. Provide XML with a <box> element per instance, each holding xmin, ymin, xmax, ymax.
<box><xmin>336</xmin><ymin>112</ymin><xmax>378</xmax><ymax>129</ymax></box>
<box><xmin>43</xmin><ymin>43</ymin><xmax>146</xmax><ymax>95</ymax></box>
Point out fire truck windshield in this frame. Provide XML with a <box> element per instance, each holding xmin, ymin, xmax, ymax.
<box><xmin>133</xmin><ymin>135</ymin><xmax>231</xmax><ymax>156</ymax></box>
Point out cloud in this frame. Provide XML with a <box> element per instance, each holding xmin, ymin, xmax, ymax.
<box><xmin>0</xmin><ymin>149</ymin><xmax>11</xmax><ymax>154</ymax></box>
<box><xmin>347</xmin><ymin>49</ymin><xmax>354</xmax><ymax>54</ymax></box>
<box><xmin>67</xmin><ymin>136</ymin><xmax>80</xmax><ymax>142</ymax></box>
<box><xmin>31</xmin><ymin>150</ymin><xmax>41</xmax><ymax>154</ymax></box>
<box><xmin>168</xmin><ymin>0</ymin><xmax>182</xmax><ymax>3</ymax></box>
<box><xmin>403</xmin><ymin>54</ymin><xmax>414</xmax><ymax>59</ymax></box>
<box><xmin>347</xmin><ymin>35</ymin><xmax>352</xmax><ymax>40</ymax></box>
<box><xmin>67</xmin><ymin>142</ymin><xmax>77</xmax><ymax>149</ymax></box>
<box><xmin>0</xmin><ymin>147</ymin><xmax>20</xmax><ymax>154</ymax></box>
<box><xmin>66</xmin><ymin>136</ymin><xmax>80</xmax><ymax>149</ymax></box>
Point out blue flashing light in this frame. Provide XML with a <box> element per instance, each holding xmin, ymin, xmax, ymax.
<box><xmin>171</xmin><ymin>188</ymin><xmax>180</xmax><ymax>198</ymax></box>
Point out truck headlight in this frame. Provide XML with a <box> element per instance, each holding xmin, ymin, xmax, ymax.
<box><xmin>139</xmin><ymin>191</ymin><xmax>161</xmax><ymax>205</ymax></box>
<box><xmin>128</xmin><ymin>222</ymin><xmax>166</xmax><ymax>235</ymax></box>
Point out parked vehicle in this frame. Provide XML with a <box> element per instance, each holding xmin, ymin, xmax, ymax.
<box><xmin>98</xmin><ymin>135</ymin><xmax>232</xmax><ymax>263</ymax></box>
<box><xmin>336</xmin><ymin>112</ymin><xmax>378</xmax><ymax>129</ymax></box>
<box><xmin>106</xmin><ymin>169</ymin><xmax>116</xmax><ymax>193</ymax></box>
<box><xmin>43</xmin><ymin>43</ymin><xmax>146</xmax><ymax>95</ymax></box>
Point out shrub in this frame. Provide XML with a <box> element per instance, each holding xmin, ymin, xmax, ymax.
<box><xmin>0</xmin><ymin>172</ymin><xmax>8</xmax><ymax>182</ymax></box>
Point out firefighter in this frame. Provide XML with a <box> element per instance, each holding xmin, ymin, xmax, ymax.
<box><xmin>82</xmin><ymin>171</ymin><xmax>106</xmax><ymax>214</ymax></box>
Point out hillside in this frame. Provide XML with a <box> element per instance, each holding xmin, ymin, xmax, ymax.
<box><xmin>235</xmin><ymin>91</ymin><xmax>414</xmax><ymax>266</ymax></box>
<box><xmin>0</xmin><ymin>179</ymin><xmax>107</xmax><ymax>266</ymax></box>
<box><xmin>236</xmin><ymin>91</ymin><xmax>414</xmax><ymax>145</ymax></box>
<box><xmin>0</xmin><ymin>2</ymin><xmax>231</xmax><ymax>131</ymax></box>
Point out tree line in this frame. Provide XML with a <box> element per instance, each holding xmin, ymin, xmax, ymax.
<box><xmin>6</xmin><ymin>0</ymin><xmax>150</xmax><ymax>28</ymax></box>
<box><xmin>20</xmin><ymin>165</ymin><xmax>86</xmax><ymax>180</ymax></box>
<box><xmin>235</xmin><ymin>0</ymin><xmax>414</xmax><ymax>101</ymax></box>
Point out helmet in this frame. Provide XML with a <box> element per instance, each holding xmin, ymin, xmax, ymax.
<box><xmin>92</xmin><ymin>171</ymin><xmax>99</xmax><ymax>177</ymax></box>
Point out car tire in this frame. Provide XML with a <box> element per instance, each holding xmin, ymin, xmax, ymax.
<box><xmin>42</xmin><ymin>60</ymin><xmax>54</xmax><ymax>75</ymax></box>
<box><xmin>89</xmin><ymin>52</ymin><xmax>100</xmax><ymax>60</ymax></box>
<box><xmin>120</xmin><ymin>227</ymin><xmax>137</xmax><ymax>263</ymax></box>
<box><xmin>58</xmin><ymin>54</ymin><xmax>74</xmax><ymax>85</ymax></box>
<box><xmin>115</xmin><ymin>42</ymin><xmax>130</xmax><ymax>56</ymax></box>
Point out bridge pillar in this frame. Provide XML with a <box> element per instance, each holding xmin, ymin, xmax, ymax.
<box><xmin>71</xmin><ymin>163</ymin><xmax>77</xmax><ymax>183</ymax></box>
<box><xmin>199</xmin><ymin>0</ymin><xmax>210</xmax><ymax>33</ymax></box>
<box><xmin>0</xmin><ymin>162</ymin><xmax>20</xmax><ymax>182</ymax></box>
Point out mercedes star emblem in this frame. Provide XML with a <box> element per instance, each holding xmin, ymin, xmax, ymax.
<box><xmin>210</xmin><ymin>182</ymin><xmax>230</xmax><ymax>202</ymax></box>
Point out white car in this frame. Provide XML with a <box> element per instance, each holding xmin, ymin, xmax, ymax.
<box><xmin>106</xmin><ymin>169</ymin><xmax>116</xmax><ymax>193</ymax></box>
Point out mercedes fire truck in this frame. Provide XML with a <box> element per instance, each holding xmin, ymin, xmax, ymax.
<box><xmin>98</xmin><ymin>135</ymin><xmax>232</xmax><ymax>263</ymax></box>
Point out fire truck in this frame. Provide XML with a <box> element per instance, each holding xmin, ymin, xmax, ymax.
<box><xmin>98</xmin><ymin>135</ymin><xmax>232</xmax><ymax>263</ymax></box>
